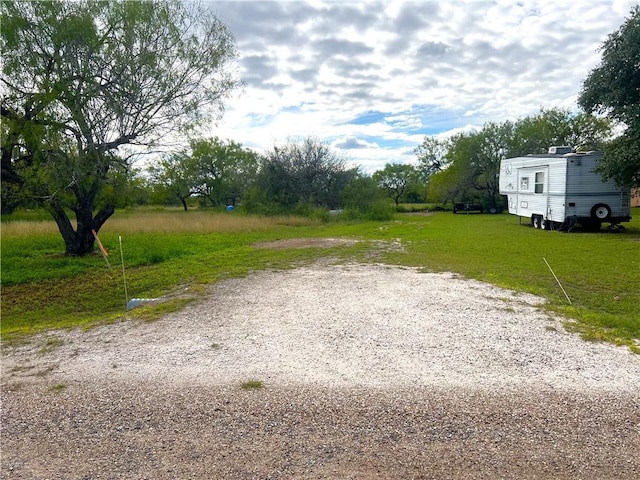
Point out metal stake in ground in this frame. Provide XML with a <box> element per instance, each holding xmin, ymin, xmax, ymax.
<box><xmin>543</xmin><ymin>257</ymin><xmax>572</xmax><ymax>305</ymax></box>
<box><xmin>119</xmin><ymin>236</ymin><xmax>129</xmax><ymax>311</ymax></box>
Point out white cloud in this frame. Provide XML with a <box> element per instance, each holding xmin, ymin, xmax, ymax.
<box><xmin>207</xmin><ymin>0</ymin><xmax>637</xmax><ymax>172</ymax></box>
<box><xmin>331</xmin><ymin>136</ymin><xmax>380</xmax><ymax>150</ymax></box>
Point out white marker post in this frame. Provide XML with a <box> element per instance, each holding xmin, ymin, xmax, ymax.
<box><xmin>119</xmin><ymin>236</ymin><xmax>129</xmax><ymax>311</ymax></box>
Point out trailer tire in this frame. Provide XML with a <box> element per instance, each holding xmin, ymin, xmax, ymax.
<box><xmin>591</xmin><ymin>203</ymin><xmax>611</xmax><ymax>220</ymax></box>
<box><xmin>532</xmin><ymin>215</ymin><xmax>542</xmax><ymax>229</ymax></box>
<box><xmin>541</xmin><ymin>219</ymin><xmax>550</xmax><ymax>230</ymax></box>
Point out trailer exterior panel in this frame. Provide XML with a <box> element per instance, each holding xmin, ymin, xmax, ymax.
<box><xmin>499</xmin><ymin>148</ymin><xmax>631</xmax><ymax>231</ymax></box>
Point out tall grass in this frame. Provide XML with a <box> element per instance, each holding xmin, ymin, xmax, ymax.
<box><xmin>106</xmin><ymin>210</ymin><xmax>320</xmax><ymax>233</ymax></box>
<box><xmin>1</xmin><ymin>220</ymin><xmax>60</xmax><ymax>237</ymax></box>
<box><xmin>1</xmin><ymin>210</ymin><xmax>319</xmax><ymax>238</ymax></box>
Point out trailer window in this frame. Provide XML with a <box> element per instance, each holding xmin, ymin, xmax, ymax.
<box><xmin>520</xmin><ymin>177</ymin><xmax>529</xmax><ymax>189</ymax></box>
<box><xmin>535</xmin><ymin>172</ymin><xmax>544</xmax><ymax>193</ymax></box>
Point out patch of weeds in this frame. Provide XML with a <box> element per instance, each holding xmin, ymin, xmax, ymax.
<box><xmin>48</xmin><ymin>383</ymin><xmax>66</xmax><ymax>393</ymax></box>
<box><xmin>545</xmin><ymin>325</ymin><xmax>558</xmax><ymax>332</ymax></box>
<box><xmin>565</xmin><ymin>321</ymin><xmax>638</xmax><ymax>354</ymax></box>
<box><xmin>128</xmin><ymin>298</ymin><xmax>195</xmax><ymax>322</ymax></box>
<box><xmin>241</xmin><ymin>379</ymin><xmax>264</xmax><ymax>390</ymax></box>
<box><xmin>211</xmin><ymin>342</ymin><xmax>221</xmax><ymax>350</ymax></box>
<box><xmin>188</xmin><ymin>284</ymin><xmax>207</xmax><ymax>295</ymax></box>
<box><xmin>39</xmin><ymin>335</ymin><xmax>64</xmax><ymax>355</ymax></box>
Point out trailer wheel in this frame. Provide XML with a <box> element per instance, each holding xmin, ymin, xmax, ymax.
<box><xmin>532</xmin><ymin>215</ymin><xmax>542</xmax><ymax>229</ymax></box>
<box><xmin>591</xmin><ymin>203</ymin><xmax>611</xmax><ymax>220</ymax></box>
<box><xmin>541</xmin><ymin>219</ymin><xmax>550</xmax><ymax>230</ymax></box>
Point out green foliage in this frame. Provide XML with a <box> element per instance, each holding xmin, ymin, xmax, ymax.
<box><xmin>373</xmin><ymin>163</ymin><xmax>420</xmax><ymax>206</ymax></box>
<box><xmin>425</xmin><ymin>162</ymin><xmax>463</xmax><ymax>204</ymax></box>
<box><xmin>341</xmin><ymin>176</ymin><xmax>394</xmax><ymax>220</ymax></box>
<box><xmin>511</xmin><ymin>109</ymin><xmax>611</xmax><ymax>154</ymax></box>
<box><xmin>341</xmin><ymin>202</ymin><xmax>395</xmax><ymax>221</ymax></box>
<box><xmin>98</xmin><ymin>166</ymin><xmax>150</xmax><ymax>209</ymax></box>
<box><xmin>1</xmin><ymin>208</ymin><xmax>53</xmax><ymax>222</ymax></box>
<box><xmin>148</xmin><ymin>137</ymin><xmax>258</xmax><ymax>211</ymax></box>
<box><xmin>1</xmin><ymin>180</ymin><xmax>24</xmax><ymax>215</ymax></box>
<box><xmin>0</xmin><ymin>0</ymin><xmax>240</xmax><ymax>254</ymax></box>
<box><xmin>579</xmin><ymin>5</ymin><xmax>640</xmax><ymax>125</ymax></box>
<box><xmin>248</xmin><ymin>137</ymin><xmax>358</xmax><ymax>213</ymax></box>
<box><xmin>414</xmin><ymin>136</ymin><xmax>451</xmax><ymax>181</ymax></box>
<box><xmin>189</xmin><ymin>137</ymin><xmax>259</xmax><ymax>207</ymax></box>
<box><xmin>148</xmin><ymin>152</ymin><xmax>200</xmax><ymax>211</ymax></box>
<box><xmin>419</xmin><ymin>108</ymin><xmax>612</xmax><ymax>207</ymax></box>
<box><xmin>579</xmin><ymin>6</ymin><xmax>640</xmax><ymax>187</ymax></box>
<box><xmin>600</xmin><ymin>128</ymin><xmax>640</xmax><ymax>187</ymax></box>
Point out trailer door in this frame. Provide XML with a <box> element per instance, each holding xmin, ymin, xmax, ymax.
<box><xmin>517</xmin><ymin>166</ymin><xmax>549</xmax><ymax>218</ymax></box>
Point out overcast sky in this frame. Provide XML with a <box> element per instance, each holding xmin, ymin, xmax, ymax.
<box><xmin>207</xmin><ymin>0</ymin><xmax>637</xmax><ymax>173</ymax></box>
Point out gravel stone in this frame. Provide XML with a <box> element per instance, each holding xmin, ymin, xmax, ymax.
<box><xmin>2</xmin><ymin>263</ymin><xmax>639</xmax><ymax>479</ymax></box>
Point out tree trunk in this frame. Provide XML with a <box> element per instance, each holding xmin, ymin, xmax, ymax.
<box><xmin>178</xmin><ymin>196</ymin><xmax>188</xmax><ymax>211</ymax></box>
<box><xmin>45</xmin><ymin>199</ymin><xmax>79</xmax><ymax>255</ymax></box>
<box><xmin>45</xmin><ymin>198</ymin><xmax>114</xmax><ymax>256</ymax></box>
<box><xmin>487</xmin><ymin>181</ymin><xmax>499</xmax><ymax>209</ymax></box>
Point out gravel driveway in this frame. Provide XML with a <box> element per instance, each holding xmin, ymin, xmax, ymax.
<box><xmin>2</xmin><ymin>263</ymin><xmax>639</xmax><ymax>479</ymax></box>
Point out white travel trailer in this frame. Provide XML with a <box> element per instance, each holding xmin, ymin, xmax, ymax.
<box><xmin>499</xmin><ymin>147</ymin><xmax>632</xmax><ymax>231</ymax></box>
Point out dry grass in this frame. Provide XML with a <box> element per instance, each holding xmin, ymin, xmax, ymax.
<box><xmin>106</xmin><ymin>211</ymin><xmax>317</xmax><ymax>234</ymax></box>
<box><xmin>1</xmin><ymin>211</ymin><xmax>318</xmax><ymax>238</ymax></box>
<box><xmin>1</xmin><ymin>220</ymin><xmax>61</xmax><ymax>238</ymax></box>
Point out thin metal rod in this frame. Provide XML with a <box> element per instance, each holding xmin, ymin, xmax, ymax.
<box><xmin>92</xmin><ymin>229</ymin><xmax>111</xmax><ymax>269</ymax></box>
<box><xmin>543</xmin><ymin>257</ymin><xmax>572</xmax><ymax>305</ymax></box>
<box><xmin>119</xmin><ymin>236</ymin><xmax>129</xmax><ymax>310</ymax></box>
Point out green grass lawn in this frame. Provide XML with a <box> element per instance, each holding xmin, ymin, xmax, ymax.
<box><xmin>2</xmin><ymin>208</ymin><xmax>639</xmax><ymax>351</ymax></box>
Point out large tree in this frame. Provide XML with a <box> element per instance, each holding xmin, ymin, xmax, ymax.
<box><xmin>414</xmin><ymin>136</ymin><xmax>451</xmax><ymax>182</ymax></box>
<box><xmin>249</xmin><ymin>137</ymin><xmax>357</xmax><ymax>212</ymax></box>
<box><xmin>189</xmin><ymin>137</ymin><xmax>258</xmax><ymax>208</ymax></box>
<box><xmin>579</xmin><ymin>5</ymin><xmax>640</xmax><ymax>187</ymax></box>
<box><xmin>510</xmin><ymin>108</ymin><xmax>610</xmax><ymax>155</ymax></box>
<box><xmin>373</xmin><ymin>163</ymin><xmax>417</xmax><ymax>206</ymax></box>
<box><xmin>148</xmin><ymin>151</ymin><xmax>201</xmax><ymax>211</ymax></box>
<box><xmin>422</xmin><ymin>125</ymin><xmax>512</xmax><ymax>209</ymax></box>
<box><xmin>423</xmin><ymin>109</ymin><xmax>611</xmax><ymax>207</ymax></box>
<box><xmin>1</xmin><ymin>0</ymin><xmax>240</xmax><ymax>254</ymax></box>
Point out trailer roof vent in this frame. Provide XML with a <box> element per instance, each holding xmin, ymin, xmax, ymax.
<box><xmin>548</xmin><ymin>146</ymin><xmax>573</xmax><ymax>155</ymax></box>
